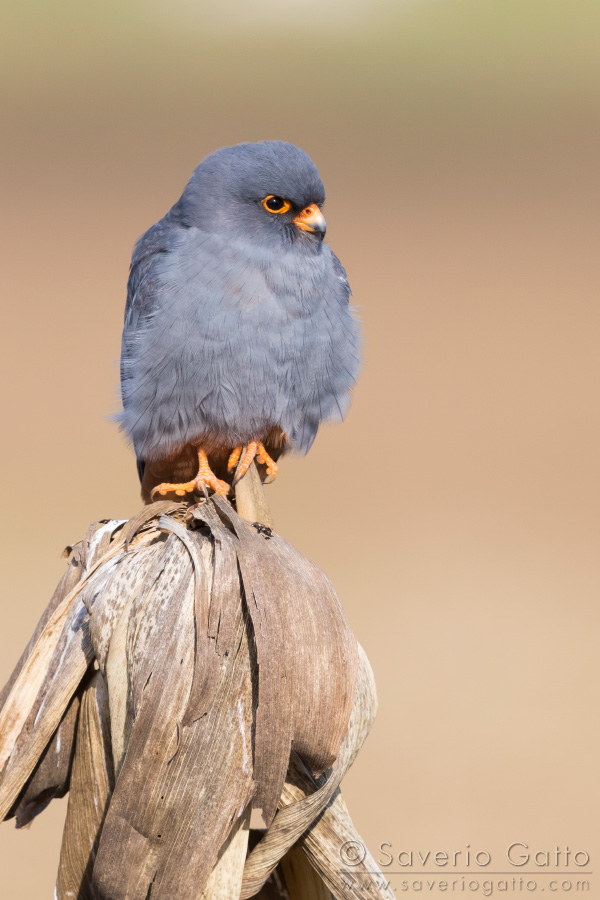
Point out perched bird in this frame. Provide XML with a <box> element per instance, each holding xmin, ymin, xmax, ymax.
<box><xmin>118</xmin><ymin>141</ymin><xmax>360</xmax><ymax>501</ymax></box>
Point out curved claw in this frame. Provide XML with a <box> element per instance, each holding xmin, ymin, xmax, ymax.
<box><xmin>256</xmin><ymin>443</ymin><xmax>278</xmax><ymax>479</ymax></box>
<box><xmin>231</xmin><ymin>442</ymin><xmax>258</xmax><ymax>486</ymax></box>
<box><xmin>231</xmin><ymin>441</ymin><xmax>278</xmax><ymax>487</ymax></box>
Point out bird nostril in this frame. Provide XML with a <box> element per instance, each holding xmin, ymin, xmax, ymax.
<box><xmin>304</xmin><ymin>208</ymin><xmax>311</xmax><ymax>216</ymax></box>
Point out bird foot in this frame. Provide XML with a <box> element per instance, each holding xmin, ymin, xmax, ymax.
<box><xmin>228</xmin><ymin>441</ymin><xmax>279</xmax><ymax>485</ymax></box>
<box><xmin>151</xmin><ymin>449</ymin><xmax>230</xmax><ymax>501</ymax></box>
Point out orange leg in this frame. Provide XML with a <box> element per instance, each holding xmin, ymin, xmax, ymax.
<box><xmin>228</xmin><ymin>441</ymin><xmax>279</xmax><ymax>484</ymax></box>
<box><xmin>151</xmin><ymin>449</ymin><xmax>229</xmax><ymax>501</ymax></box>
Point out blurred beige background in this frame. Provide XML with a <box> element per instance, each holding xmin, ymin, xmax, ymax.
<box><xmin>1</xmin><ymin>0</ymin><xmax>598</xmax><ymax>895</ymax></box>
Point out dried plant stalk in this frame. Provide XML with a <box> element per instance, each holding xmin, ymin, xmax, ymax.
<box><xmin>234</xmin><ymin>461</ymin><xmax>274</xmax><ymax>530</ymax></box>
<box><xmin>0</xmin><ymin>466</ymin><xmax>390</xmax><ymax>900</ymax></box>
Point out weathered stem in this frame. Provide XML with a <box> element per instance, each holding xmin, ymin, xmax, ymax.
<box><xmin>234</xmin><ymin>458</ymin><xmax>275</xmax><ymax>529</ymax></box>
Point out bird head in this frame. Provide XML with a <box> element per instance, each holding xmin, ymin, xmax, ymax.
<box><xmin>171</xmin><ymin>141</ymin><xmax>327</xmax><ymax>248</ymax></box>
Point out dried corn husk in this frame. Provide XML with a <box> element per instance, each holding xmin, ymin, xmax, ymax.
<box><xmin>0</xmin><ymin>468</ymin><xmax>392</xmax><ymax>899</ymax></box>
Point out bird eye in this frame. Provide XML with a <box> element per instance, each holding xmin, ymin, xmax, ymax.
<box><xmin>262</xmin><ymin>195</ymin><xmax>291</xmax><ymax>214</ymax></box>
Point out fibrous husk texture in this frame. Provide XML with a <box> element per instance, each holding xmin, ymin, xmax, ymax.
<box><xmin>0</xmin><ymin>496</ymin><xmax>393</xmax><ymax>900</ymax></box>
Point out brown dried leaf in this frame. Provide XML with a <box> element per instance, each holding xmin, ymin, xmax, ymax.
<box><xmin>91</xmin><ymin>524</ymin><xmax>255</xmax><ymax>900</ymax></box>
<box><xmin>240</xmin><ymin>646</ymin><xmax>377</xmax><ymax>898</ymax></box>
<box><xmin>11</xmin><ymin>691</ymin><xmax>80</xmax><ymax>828</ymax></box>
<box><xmin>56</xmin><ymin>670</ymin><xmax>114</xmax><ymax>900</ymax></box>
<box><xmin>200</xmin><ymin>497</ymin><xmax>359</xmax><ymax>826</ymax></box>
<box><xmin>0</xmin><ymin>520</ymin><xmax>128</xmax><ymax>820</ymax></box>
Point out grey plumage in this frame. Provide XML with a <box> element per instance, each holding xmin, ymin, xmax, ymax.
<box><xmin>118</xmin><ymin>141</ymin><xmax>360</xmax><ymax>471</ymax></box>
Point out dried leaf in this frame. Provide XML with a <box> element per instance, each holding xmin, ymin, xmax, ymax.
<box><xmin>56</xmin><ymin>671</ymin><xmax>114</xmax><ymax>900</ymax></box>
<box><xmin>240</xmin><ymin>645</ymin><xmax>376</xmax><ymax>898</ymax></box>
<box><xmin>200</xmin><ymin>497</ymin><xmax>358</xmax><ymax>825</ymax></box>
<box><xmin>91</xmin><ymin>526</ymin><xmax>255</xmax><ymax>900</ymax></box>
<box><xmin>0</xmin><ymin>520</ymin><xmax>128</xmax><ymax>820</ymax></box>
<box><xmin>10</xmin><ymin>691</ymin><xmax>80</xmax><ymax>828</ymax></box>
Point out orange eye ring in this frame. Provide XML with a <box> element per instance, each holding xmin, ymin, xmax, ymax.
<box><xmin>262</xmin><ymin>195</ymin><xmax>291</xmax><ymax>214</ymax></box>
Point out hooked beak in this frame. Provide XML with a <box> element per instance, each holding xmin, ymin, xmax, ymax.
<box><xmin>293</xmin><ymin>203</ymin><xmax>326</xmax><ymax>237</ymax></box>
